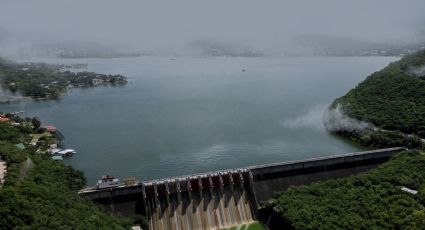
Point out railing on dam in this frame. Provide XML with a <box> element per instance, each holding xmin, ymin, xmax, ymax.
<box><xmin>79</xmin><ymin>147</ymin><xmax>406</xmax><ymax>230</ymax></box>
<box><xmin>249</xmin><ymin>147</ymin><xmax>406</xmax><ymax>202</ymax></box>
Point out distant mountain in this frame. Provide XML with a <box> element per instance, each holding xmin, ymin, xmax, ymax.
<box><xmin>190</xmin><ymin>39</ymin><xmax>263</xmax><ymax>57</ymax></box>
<box><xmin>291</xmin><ymin>34</ymin><xmax>425</xmax><ymax>56</ymax></box>
<box><xmin>0</xmin><ymin>39</ymin><xmax>143</xmax><ymax>59</ymax></box>
<box><xmin>36</xmin><ymin>41</ymin><xmax>142</xmax><ymax>59</ymax></box>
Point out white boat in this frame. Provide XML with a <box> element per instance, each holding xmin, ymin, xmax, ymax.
<box><xmin>57</xmin><ymin>149</ymin><xmax>76</xmax><ymax>156</ymax></box>
<box><xmin>49</xmin><ymin>148</ymin><xmax>61</xmax><ymax>154</ymax></box>
<box><xmin>96</xmin><ymin>175</ymin><xmax>120</xmax><ymax>189</ymax></box>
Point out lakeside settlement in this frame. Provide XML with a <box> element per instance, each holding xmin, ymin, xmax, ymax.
<box><xmin>0</xmin><ymin>58</ymin><xmax>127</xmax><ymax>101</ymax></box>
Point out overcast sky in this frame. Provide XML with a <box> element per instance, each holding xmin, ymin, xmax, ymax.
<box><xmin>0</xmin><ymin>0</ymin><xmax>424</xmax><ymax>56</ymax></box>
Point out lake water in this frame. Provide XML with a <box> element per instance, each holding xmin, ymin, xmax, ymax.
<box><xmin>0</xmin><ymin>56</ymin><xmax>398</xmax><ymax>184</ymax></box>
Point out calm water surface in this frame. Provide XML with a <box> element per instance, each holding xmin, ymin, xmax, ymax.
<box><xmin>0</xmin><ymin>56</ymin><xmax>398</xmax><ymax>183</ymax></box>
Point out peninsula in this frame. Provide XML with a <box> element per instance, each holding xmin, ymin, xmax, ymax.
<box><xmin>0</xmin><ymin>58</ymin><xmax>127</xmax><ymax>101</ymax></box>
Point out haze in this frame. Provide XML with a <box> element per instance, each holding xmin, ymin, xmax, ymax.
<box><xmin>0</xmin><ymin>0</ymin><xmax>424</xmax><ymax>58</ymax></box>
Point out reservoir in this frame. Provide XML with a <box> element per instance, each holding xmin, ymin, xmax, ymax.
<box><xmin>0</xmin><ymin>56</ymin><xmax>398</xmax><ymax>184</ymax></box>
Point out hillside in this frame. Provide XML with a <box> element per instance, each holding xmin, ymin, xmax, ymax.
<box><xmin>270</xmin><ymin>151</ymin><xmax>425</xmax><ymax>229</ymax></box>
<box><xmin>330</xmin><ymin>49</ymin><xmax>425</xmax><ymax>148</ymax></box>
<box><xmin>0</xmin><ymin>115</ymin><xmax>143</xmax><ymax>229</ymax></box>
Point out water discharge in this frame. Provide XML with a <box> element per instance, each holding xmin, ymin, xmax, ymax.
<box><xmin>143</xmin><ymin>170</ymin><xmax>256</xmax><ymax>230</ymax></box>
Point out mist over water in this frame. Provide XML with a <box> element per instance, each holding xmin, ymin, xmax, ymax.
<box><xmin>0</xmin><ymin>56</ymin><xmax>398</xmax><ymax>183</ymax></box>
<box><xmin>281</xmin><ymin>104</ymin><xmax>328</xmax><ymax>131</ymax></box>
<box><xmin>324</xmin><ymin>104</ymin><xmax>373</xmax><ymax>133</ymax></box>
<box><xmin>0</xmin><ymin>0</ymin><xmax>424</xmax><ymax>58</ymax></box>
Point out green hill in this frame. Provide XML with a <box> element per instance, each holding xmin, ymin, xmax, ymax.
<box><xmin>270</xmin><ymin>151</ymin><xmax>425</xmax><ymax>229</ymax></box>
<box><xmin>0</xmin><ymin>116</ymin><xmax>141</xmax><ymax>229</ymax></box>
<box><xmin>330</xmin><ymin>49</ymin><xmax>425</xmax><ymax>148</ymax></box>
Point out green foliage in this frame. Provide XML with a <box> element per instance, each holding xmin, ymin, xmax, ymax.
<box><xmin>270</xmin><ymin>151</ymin><xmax>425</xmax><ymax>230</ymax></box>
<box><xmin>0</xmin><ymin>120</ymin><xmax>133</xmax><ymax>229</ymax></box>
<box><xmin>332</xmin><ymin>49</ymin><xmax>425</xmax><ymax>147</ymax></box>
<box><xmin>31</xmin><ymin>117</ymin><xmax>41</xmax><ymax>129</ymax></box>
<box><xmin>337</xmin><ymin>129</ymin><xmax>424</xmax><ymax>150</ymax></box>
<box><xmin>0</xmin><ymin>59</ymin><xmax>127</xmax><ymax>99</ymax></box>
<box><xmin>223</xmin><ymin>222</ymin><xmax>267</xmax><ymax>230</ymax></box>
<box><xmin>0</xmin><ymin>155</ymin><xmax>132</xmax><ymax>229</ymax></box>
<box><xmin>131</xmin><ymin>215</ymin><xmax>149</xmax><ymax>230</ymax></box>
<box><xmin>0</xmin><ymin>141</ymin><xmax>26</xmax><ymax>165</ymax></box>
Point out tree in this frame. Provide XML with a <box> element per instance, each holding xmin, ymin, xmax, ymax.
<box><xmin>31</xmin><ymin>117</ymin><xmax>41</xmax><ymax>130</ymax></box>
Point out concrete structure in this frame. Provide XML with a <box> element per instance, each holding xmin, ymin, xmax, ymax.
<box><xmin>249</xmin><ymin>147</ymin><xmax>404</xmax><ymax>202</ymax></box>
<box><xmin>80</xmin><ymin>147</ymin><xmax>405</xmax><ymax>229</ymax></box>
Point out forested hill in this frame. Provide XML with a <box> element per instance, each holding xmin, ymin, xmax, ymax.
<box><xmin>0</xmin><ymin>115</ymin><xmax>146</xmax><ymax>229</ymax></box>
<box><xmin>333</xmin><ymin>49</ymin><xmax>425</xmax><ymax>137</ymax></box>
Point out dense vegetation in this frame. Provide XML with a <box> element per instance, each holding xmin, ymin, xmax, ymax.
<box><xmin>0</xmin><ymin>58</ymin><xmax>127</xmax><ymax>99</ymax></box>
<box><xmin>331</xmin><ymin>49</ymin><xmax>425</xmax><ymax>148</ymax></box>
<box><xmin>270</xmin><ymin>151</ymin><xmax>425</xmax><ymax>229</ymax></box>
<box><xmin>0</xmin><ymin>118</ymin><xmax>139</xmax><ymax>229</ymax></box>
<box><xmin>270</xmin><ymin>50</ymin><xmax>425</xmax><ymax>229</ymax></box>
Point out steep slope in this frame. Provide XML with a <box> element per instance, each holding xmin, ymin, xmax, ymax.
<box><xmin>330</xmin><ymin>49</ymin><xmax>425</xmax><ymax>148</ymax></box>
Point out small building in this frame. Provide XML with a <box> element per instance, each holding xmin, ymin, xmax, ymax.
<box><xmin>0</xmin><ymin>117</ymin><xmax>10</xmax><ymax>123</ymax></box>
<box><xmin>52</xmin><ymin>155</ymin><xmax>63</xmax><ymax>161</ymax></box>
<box><xmin>44</xmin><ymin>125</ymin><xmax>57</xmax><ymax>133</ymax></box>
<box><xmin>15</xmin><ymin>143</ymin><xmax>26</xmax><ymax>150</ymax></box>
<box><xmin>92</xmin><ymin>78</ymin><xmax>103</xmax><ymax>86</ymax></box>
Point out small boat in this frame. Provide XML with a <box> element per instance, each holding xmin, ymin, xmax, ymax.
<box><xmin>51</xmin><ymin>155</ymin><xmax>63</xmax><ymax>161</ymax></box>
<box><xmin>96</xmin><ymin>175</ymin><xmax>120</xmax><ymax>189</ymax></box>
<box><xmin>57</xmin><ymin>149</ymin><xmax>76</xmax><ymax>156</ymax></box>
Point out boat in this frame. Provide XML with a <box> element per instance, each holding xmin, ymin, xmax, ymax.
<box><xmin>51</xmin><ymin>155</ymin><xmax>63</xmax><ymax>161</ymax></box>
<box><xmin>49</xmin><ymin>148</ymin><xmax>61</xmax><ymax>154</ymax></box>
<box><xmin>96</xmin><ymin>175</ymin><xmax>120</xmax><ymax>189</ymax></box>
<box><xmin>57</xmin><ymin>149</ymin><xmax>76</xmax><ymax>156</ymax></box>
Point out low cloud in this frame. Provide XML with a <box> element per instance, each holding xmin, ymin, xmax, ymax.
<box><xmin>407</xmin><ymin>65</ymin><xmax>425</xmax><ymax>77</ymax></box>
<box><xmin>280</xmin><ymin>105</ymin><xmax>327</xmax><ymax>131</ymax></box>
<box><xmin>323</xmin><ymin>104</ymin><xmax>373</xmax><ymax>133</ymax></box>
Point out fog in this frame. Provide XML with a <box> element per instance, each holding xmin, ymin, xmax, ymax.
<box><xmin>324</xmin><ymin>104</ymin><xmax>373</xmax><ymax>133</ymax></box>
<box><xmin>0</xmin><ymin>0</ymin><xmax>424</xmax><ymax>58</ymax></box>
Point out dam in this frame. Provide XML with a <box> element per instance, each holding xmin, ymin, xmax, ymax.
<box><xmin>80</xmin><ymin>147</ymin><xmax>405</xmax><ymax>229</ymax></box>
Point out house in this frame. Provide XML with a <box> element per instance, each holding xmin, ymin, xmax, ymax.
<box><xmin>44</xmin><ymin>125</ymin><xmax>57</xmax><ymax>133</ymax></box>
<box><xmin>15</xmin><ymin>143</ymin><xmax>26</xmax><ymax>150</ymax></box>
<box><xmin>92</xmin><ymin>78</ymin><xmax>103</xmax><ymax>86</ymax></box>
<box><xmin>0</xmin><ymin>117</ymin><xmax>10</xmax><ymax>123</ymax></box>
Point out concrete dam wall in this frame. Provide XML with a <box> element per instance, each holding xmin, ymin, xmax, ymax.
<box><xmin>142</xmin><ymin>169</ymin><xmax>257</xmax><ymax>230</ymax></box>
<box><xmin>249</xmin><ymin>147</ymin><xmax>404</xmax><ymax>202</ymax></box>
<box><xmin>80</xmin><ymin>147</ymin><xmax>405</xmax><ymax>229</ymax></box>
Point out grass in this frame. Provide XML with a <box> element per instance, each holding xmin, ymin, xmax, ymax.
<box><xmin>222</xmin><ymin>222</ymin><xmax>267</xmax><ymax>230</ymax></box>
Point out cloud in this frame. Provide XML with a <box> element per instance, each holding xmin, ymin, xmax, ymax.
<box><xmin>323</xmin><ymin>104</ymin><xmax>373</xmax><ymax>133</ymax></box>
<box><xmin>280</xmin><ymin>105</ymin><xmax>327</xmax><ymax>131</ymax></box>
<box><xmin>0</xmin><ymin>0</ymin><xmax>424</xmax><ymax>58</ymax></box>
<box><xmin>407</xmin><ymin>64</ymin><xmax>425</xmax><ymax>77</ymax></box>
